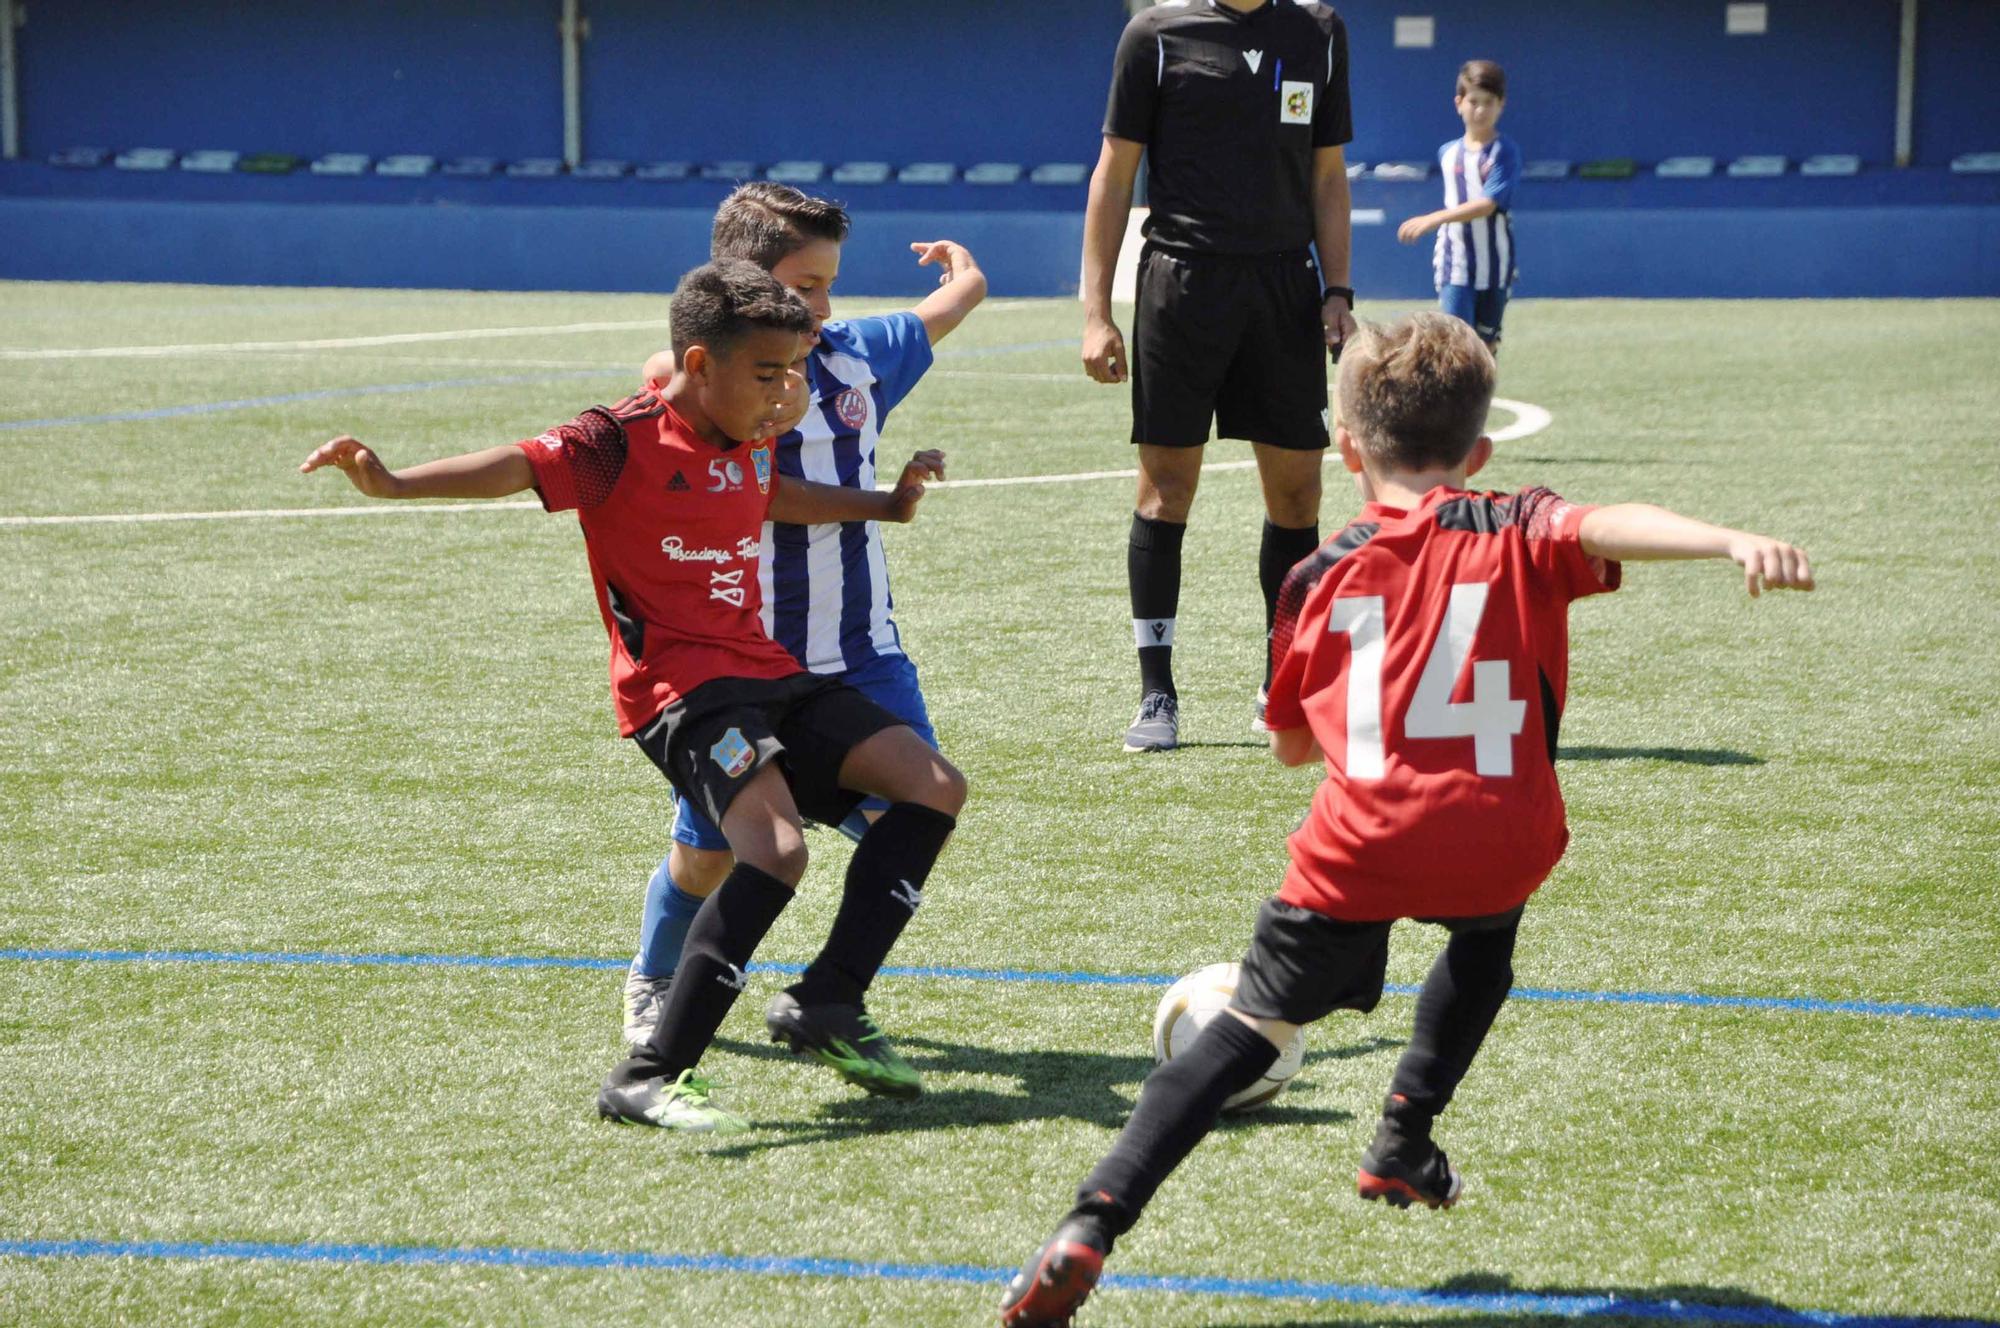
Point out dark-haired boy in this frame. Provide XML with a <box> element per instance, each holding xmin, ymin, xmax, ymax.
<box><xmin>302</xmin><ymin>260</ymin><xmax>967</xmax><ymax>1131</ymax></box>
<box><xmin>621</xmin><ymin>183</ymin><xmax>988</xmax><ymax>1069</ymax></box>
<box><xmin>998</xmin><ymin>312</ymin><xmax>1813</xmax><ymax>1325</ymax></box>
<box><xmin>1398</xmin><ymin>60</ymin><xmax>1520</xmax><ymax>349</ymax></box>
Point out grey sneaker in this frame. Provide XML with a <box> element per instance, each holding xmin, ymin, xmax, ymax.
<box><xmin>622</xmin><ymin>961</ymin><xmax>673</xmax><ymax>1049</ymax></box>
<box><xmin>597</xmin><ymin>1068</ymin><xmax>750</xmax><ymax>1134</ymax></box>
<box><xmin>1122</xmin><ymin>691</ymin><xmax>1179</xmax><ymax>752</ymax></box>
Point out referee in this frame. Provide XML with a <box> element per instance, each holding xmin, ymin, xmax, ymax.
<box><xmin>1084</xmin><ymin>0</ymin><xmax>1357</xmax><ymax>753</ymax></box>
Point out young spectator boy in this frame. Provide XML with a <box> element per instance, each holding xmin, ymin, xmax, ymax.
<box><xmin>998</xmin><ymin>312</ymin><xmax>1813</xmax><ymax>1325</ymax></box>
<box><xmin>302</xmin><ymin>261</ymin><xmax>967</xmax><ymax>1132</ymax></box>
<box><xmin>621</xmin><ymin>184</ymin><xmax>988</xmax><ymax>1069</ymax></box>
<box><xmin>1398</xmin><ymin>61</ymin><xmax>1520</xmax><ymax>350</ymax></box>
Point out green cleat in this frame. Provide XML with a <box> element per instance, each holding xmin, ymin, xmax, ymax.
<box><xmin>596</xmin><ymin>1068</ymin><xmax>750</xmax><ymax>1134</ymax></box>
<box><xmin>764</xmin><ymin>990</ymin><xmax>923</xmax><ymax>1099</ymax></box>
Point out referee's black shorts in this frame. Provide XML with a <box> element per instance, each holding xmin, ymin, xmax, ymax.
<box><xmin>1130</xmin><ymin>244</ymin><xmax>1330</xmax><ymax>451</ymax></box>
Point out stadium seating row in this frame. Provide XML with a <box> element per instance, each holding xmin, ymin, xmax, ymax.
<box><xmin>1348</xmin><ymin>153</ymin><xmax>2000</xmax><ymax>181</ymax></box>
<box><xmin>38</xmin><ymin>149</ymin><xmax>1094</xmax><ymax>186</ymax></box>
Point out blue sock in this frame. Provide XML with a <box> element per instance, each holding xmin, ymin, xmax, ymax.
<box><xmin>635</xmin><ymin>858</ymin><xmax>705</xmax><ymax>979</ymax></box>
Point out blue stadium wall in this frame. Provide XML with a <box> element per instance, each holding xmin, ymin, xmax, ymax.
<box><xmin>1</xmin><ymin>0</ymin><xmax>1995</xmax><ymax>298</ymax></box>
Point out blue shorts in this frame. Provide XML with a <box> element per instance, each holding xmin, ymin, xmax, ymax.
<box><xmin>670</xmin><ymin>650</ymin><xmax>939</xmax><ymax>851</ymax></box>
<box><xmin>1439</xmin><ymin>284</ymin><xmax>1509</xmax><ymax>345</ymax></box>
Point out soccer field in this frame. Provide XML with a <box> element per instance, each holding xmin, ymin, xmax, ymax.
<box><xmin>2</xmin><ymin>282</ymin><xmax>1996</xmax><ymax>1327</ymax></box>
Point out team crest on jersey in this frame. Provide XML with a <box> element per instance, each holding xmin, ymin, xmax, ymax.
<box><xmin>751</xmin><ymin>445</ymin><xmax>772</xmax><ymax>494</ymax></box>
<box><xmin>834</xmin><ymin>386</ymin><xmax>869</xmax><ymax>430</ymax></box>
<box><xmin>710</xmin><ymin>727</ymin><xmax>755</xmax><ymax>779</ymax></box>
<box><xmin>1281</xmin><ymin>81</ymin><xmax>1313</xmax><ymax>124</ymax></box>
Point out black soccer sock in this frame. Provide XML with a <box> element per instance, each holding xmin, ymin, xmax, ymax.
<box><xmin>1380</xmin><ymin>916</ymin><xmax>1521</xmax><ymax>1138</ymax></box>
<box><xmin>1129</xmin><ymin>513</ymin><xmax>1187</xmax><ymax>699</ymax></box>
<box><xmin>1069</xmin><ymin>1013</ymin><xmax>1278</xmax><ymax>1239</ymax></box>
<box><xmin>790</xmin><ymin>803</ymin><xmax>957</xmax><ymax>1007</ymax></box>
<box><xmin>1259</xmin><ymin>520</ymin><xmax>1320</xmax><ymax>689</ymax></box>
<box><xmin>607</xmin><ymin>863</ymin><xmax>794</xmax><ymax>1087</ymax></box>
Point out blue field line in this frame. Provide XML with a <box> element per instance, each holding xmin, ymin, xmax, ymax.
<box><xmin>3</xmin><ymin>947</ymin><xmax>1995</xmax><ymax>1022</ymax></box>
<box><xmin>0</xmin><ymin>1238</ymin><xmax>1985</xmax><ymax>1327</ymax></box>
<box><xmin>0</xmin><ymin>369</ymin><xmax>623</xmax><ymax>432</ymax></box>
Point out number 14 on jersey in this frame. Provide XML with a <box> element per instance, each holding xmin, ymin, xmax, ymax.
<box><xmin>1329</xmin><ymin>583</ymin><xmax>1527</xmax><ymax>778</ymax></box>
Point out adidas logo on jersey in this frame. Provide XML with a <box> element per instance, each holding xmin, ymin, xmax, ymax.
<box><xmin>666</xmin><ymin>470</ymin><xmax>691</xmax><ymax>492</ymax></box>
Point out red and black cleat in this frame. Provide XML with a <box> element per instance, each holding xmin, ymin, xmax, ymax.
<box><xmin>1356</xmin><ymin>1140</ymin><xmax>1465</xmax><ymax>1210</ymax></box>
<box><xmin>999</xmin><ymin>1218</ymin><xmax>1109</xmax><ymax>1327</ymax></box>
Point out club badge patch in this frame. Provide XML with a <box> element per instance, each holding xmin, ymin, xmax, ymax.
<box><xmin>710</xmin><ymin>727</ymin><xmax>755</xmax><ymax>779</ymax></box>
<box><xmin>834</xmin><ymin>386</ymin><xmax>869</xmax><ymax>430</ymax></box>
<box><xmin>751</xmin><ymin>445</ymin><xmax>771</xmax><ymax>494</ymax></box>
<box><xmin>1280</xmin><ymin>81</ymin><xmax>1313</xmax><ymax>125</ymax></box>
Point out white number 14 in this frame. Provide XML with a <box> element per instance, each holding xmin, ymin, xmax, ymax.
<box><xmin>1328</xmin><ymin>584</ymin><xmax>1527</xmax><ymax>779</ymax></box>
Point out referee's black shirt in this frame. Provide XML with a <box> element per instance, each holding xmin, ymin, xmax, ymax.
<box><xmin>1103</xmin><ymin>0</ymin><xmax>1352</xmax><ymax>257</ymax></box>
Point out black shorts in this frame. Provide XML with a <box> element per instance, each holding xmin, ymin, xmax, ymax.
<box><xmin>1130</xmin><ymin>245</ymin><xmax>1330</xmax><ymax>451</ymax></box>
<box><xmin>630</xmin><ymin>672</ymin><xmax>902</xmax><ymax>836</ymax></box>
<box><xmin>1232</xmin><ymin>898</ymin><xmax>1524</xmax><ymax>1025</ymax></box>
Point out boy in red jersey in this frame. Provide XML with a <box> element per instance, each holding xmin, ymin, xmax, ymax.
<box><xmin>302</xmin><ymin>261</ymin><xmax>966</xmax><ymax>1132</ymax></box>
<box><xmin>999</xmin><ymin>311</ymin><xmax>1813</xmax><ymax>1326</ymax></box>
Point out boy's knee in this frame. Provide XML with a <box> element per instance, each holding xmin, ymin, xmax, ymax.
<box><xmin>904</xmin><ymin>754</ymin><xmax>967</xmax><ymax>817</ymax></box>
<box><xmin>729</xmin><ymin>821</ymin><xmax>809</xmax><ymax>887</ymax></box>
<box><xmin>669</xmin><ymin>843</ymin><xmax>735</xmax><ymax>896</ymax></box>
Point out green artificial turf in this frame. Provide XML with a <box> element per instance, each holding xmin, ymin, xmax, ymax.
<box><xmin>2</xmin><ymin>283</ymin><xmax>1996</xmax><ymax>1325</ymax></box>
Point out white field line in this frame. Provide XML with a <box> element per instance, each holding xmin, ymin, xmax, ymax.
<box><xmin>0</xmin><ymin>401</ymin><xmax>1550</xmax><ymax>527</ymax></box>
<box><xmin>0</xmin><ymin>320</ymin><xmax>675</xmax><ymax>362</ymax></box>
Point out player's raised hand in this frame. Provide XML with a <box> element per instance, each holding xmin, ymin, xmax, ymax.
<box><xmin>1726</xmin><ymin>534</ymin><xmax>1815</xmax><ymax>597</ymax></box>
<box><xmin>885</xmin><ymin>449</ymin><xmax>946</xmax><ymax>523</ymax></box>
<box><xmin>910</xmin><ymin>240</ymin><xmax>969</xmax><ymax>284</ymax></box>
<box><xmin>1083</xmin><ymin>314</ymin><xmax>1129</xmax><ymax>384</ymax></box>
<box><xmin>300</xmin><ymin>436</ymin><xmax>402</xmax><ymax>498</ymax></box>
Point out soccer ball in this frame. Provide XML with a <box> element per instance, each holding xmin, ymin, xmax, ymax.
<box><xmin>1152</xmin><ymin>962</ymin><xmax>1305</xmax><ymax>1112</ymax></box>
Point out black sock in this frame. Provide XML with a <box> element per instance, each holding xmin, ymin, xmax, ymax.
<box><xmin>791</xmin><ymin>803</ymin><xmax>956</xmax><ymax>1007</ymax></box>
<box><xmin>607</xmin><ymin>863</ymin><xmax>793</xmax><ymax>1087</ymax></box>
<box><xmin>1381</xmin><ymin>915</ymin><xmax>1520</xmax><ymax>1135</ymax></box>
<box><xmin>1070</xmin><ymin>1014</ymin><xmax>1278</xmax><ymax>1238</ymax></box>
<box><xmin>1259</xmin><ymin>520</ymin><xmax>1320</xmax><ymax>689</ymax></box>
<box><xmin>1129</xmin><ymin>513</ymin><xmax>1186</xmax><ymax>698</ymax></box>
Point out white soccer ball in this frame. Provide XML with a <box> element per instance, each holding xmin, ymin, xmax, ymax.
<box><xmin>1152</xmin><ymin>962</ymin><xmax>1305</xmax><ymax>1112</ymax></box>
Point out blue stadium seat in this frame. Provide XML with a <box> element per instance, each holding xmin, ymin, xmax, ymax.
<box><xmin>507</xmin><ymin>158</ymin><xmax>565</xmax><ymax>179</ymax></box>
<box><xmin>635</xmin><ymin>161</ymin><xmax>693</xmax><ymax>181</ymax></box>
<box><xmin>831</xmin><ymin>161</ymin><xmax>892</xmax><ymax>185</ymax></box>
<box><xmin>1728</xmin><ymin>155</ymin><xmax>1787</xmax><ymax>178</ymax></box>
<box><xmin>574</xmin><ymin>160</ymin><xmax>631</xmax><ymax>180</ymax></box>
<box><xmin>1371</xmin><ymin>161</ymin><xmax>1431</xmax><ymax>182</ymax></box>
<box><xmin>1800</xmin><ymin>154</ymin><xmax>1861</xmax><ymax>177</ymax></box>
<box><xmin>1951</xmin><ymin>152</ymin><xmax>2000</xmax><ymax>174</ymax></box>
<box><xmin>49</xmin><ymin>146</ymin><xmax>109</xmax><ymax>169</ymax></box>
<box><xmin>376</xmin><ymin>155</ymin><xmax>438</xmax><ymax>177</ymax></box>
<box><xmin>701</xmin><ymin>160</ymin><xmax>758</xmax><ymax>181</ymax></box>
<box><xmin>114</xmin><ymin>148</ymin><xmax>177</xmax><ymax>172</ymax></box>
<box><xmin>180</xmin><ymin>150</ymin><xmax>242</xmax><ymax>174</ymax></box>
<box><xmin>441</xmin><ymin>156</ymin><xmax>499</xmax><ymax>178</ymax></box>
<box><xmin>767</xmin><ymin>161</ymin><xmax>826</xmax><ymax>183</ymax></box>
<box><xmin>897</xmin><ymin>162</ymin><xmax>957</xmax><ymax>185</ymax></box>
<box><xmin>1655</xmin><ymin>156</ymin><xmax>1716</xmax><ymax>178</ymax></box>
<box><xmin>1522</xmin><ymin>159</ymin><xmax>1570</xmax><ymax>180</ymax></box>
<box><xmin>312</xmin><ymin>153</ymin><xmax>373</xmax><ymax>176</ymax></box>
<box><xmin>1029</xmin><ymin>162</ymin><xmax>1087</xmax><ymax>185</ymax></box>
<box><xmin>964</xmin><ymin>162</ymin><xmax>1023</xmax><ymax>185</ymax></box>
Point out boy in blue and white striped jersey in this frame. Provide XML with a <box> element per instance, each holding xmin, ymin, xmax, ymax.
<box><xmin>1397</xmin><ymin>60</ymin><xmax>1519</xmax><ymax>351</ymax></box>
<box><xmin>623</xmin><ymin>183</ymin><xmax>987</xmax><ymax>1050</ymax></box>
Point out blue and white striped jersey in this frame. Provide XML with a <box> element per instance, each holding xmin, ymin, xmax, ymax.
<box><xmin>1433</xmin><ymin>135</ymin><xmax>1520</xmax><ymax>291</ymax></box>
<box><xmin>757</xmin><ymin>311</ymin><xmax>934</xmax><ymax>675</ymax></box>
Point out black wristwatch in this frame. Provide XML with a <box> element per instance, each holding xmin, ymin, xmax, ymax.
<box><xmin>1322</xmin><ymin>285</ymin><xmax>1355</xmax><ymax>308</ymax></box>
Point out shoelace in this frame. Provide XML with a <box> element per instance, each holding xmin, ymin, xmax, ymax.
<box><xmin>1139</xmin><ymin>693</ymin><xmax>1175</xmax><ymax>721</ymax></box>
<box><xmin>856</xmin><ymin>1013</ymin><xmax>887</xmax><ymax>1045</ymax></box>
<box><xmin>668</xmin><ymin>1069</ymin><xmax>718</xmax><ymax>1106</ymax></box>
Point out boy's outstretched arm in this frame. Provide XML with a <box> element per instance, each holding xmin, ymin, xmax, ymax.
<box><xmin>1579</xmin><ymin>504</ymin><xmax>1814</xmax><ymax>597</ymax></box>
<box><xmin>769</xmin><ymin>450</ymin><xmax>947</xmax><ymax>526</ymax></box>
<box><xmin>300</xmin><ymin>437</ymin><xmax>534</xmax><ymax>500</ymax></box>
<box><xmin>908</xmin><ymin>241</ymin><xmax>987</xmax><ymax>345</ymax></box>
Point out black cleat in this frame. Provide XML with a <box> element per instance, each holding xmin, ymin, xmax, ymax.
<box><xmin>764</xmin><ymin>990</ymin><xmax>922</xmax><ymax>1099</ymax></box>
<box><xmin>998</xmin><ymin>1218</ymin><xmax>1109</xmax><ymax>1327</ymax></box>
<box><xmin>1357</xmin><ymin>1137</ymin><xmax>1464</xmax><ymax>1209</ymax></box>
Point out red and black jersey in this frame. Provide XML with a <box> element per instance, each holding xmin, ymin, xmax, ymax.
<box><xmin>518</xmin><ymin>392</ymin><xmax>800</xmax><ymax>735</ymax></box>
<box><xmin>1265</xmin><ymin>485</ymin><xmax>1620</xmax><ymax>921</ymax></box>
